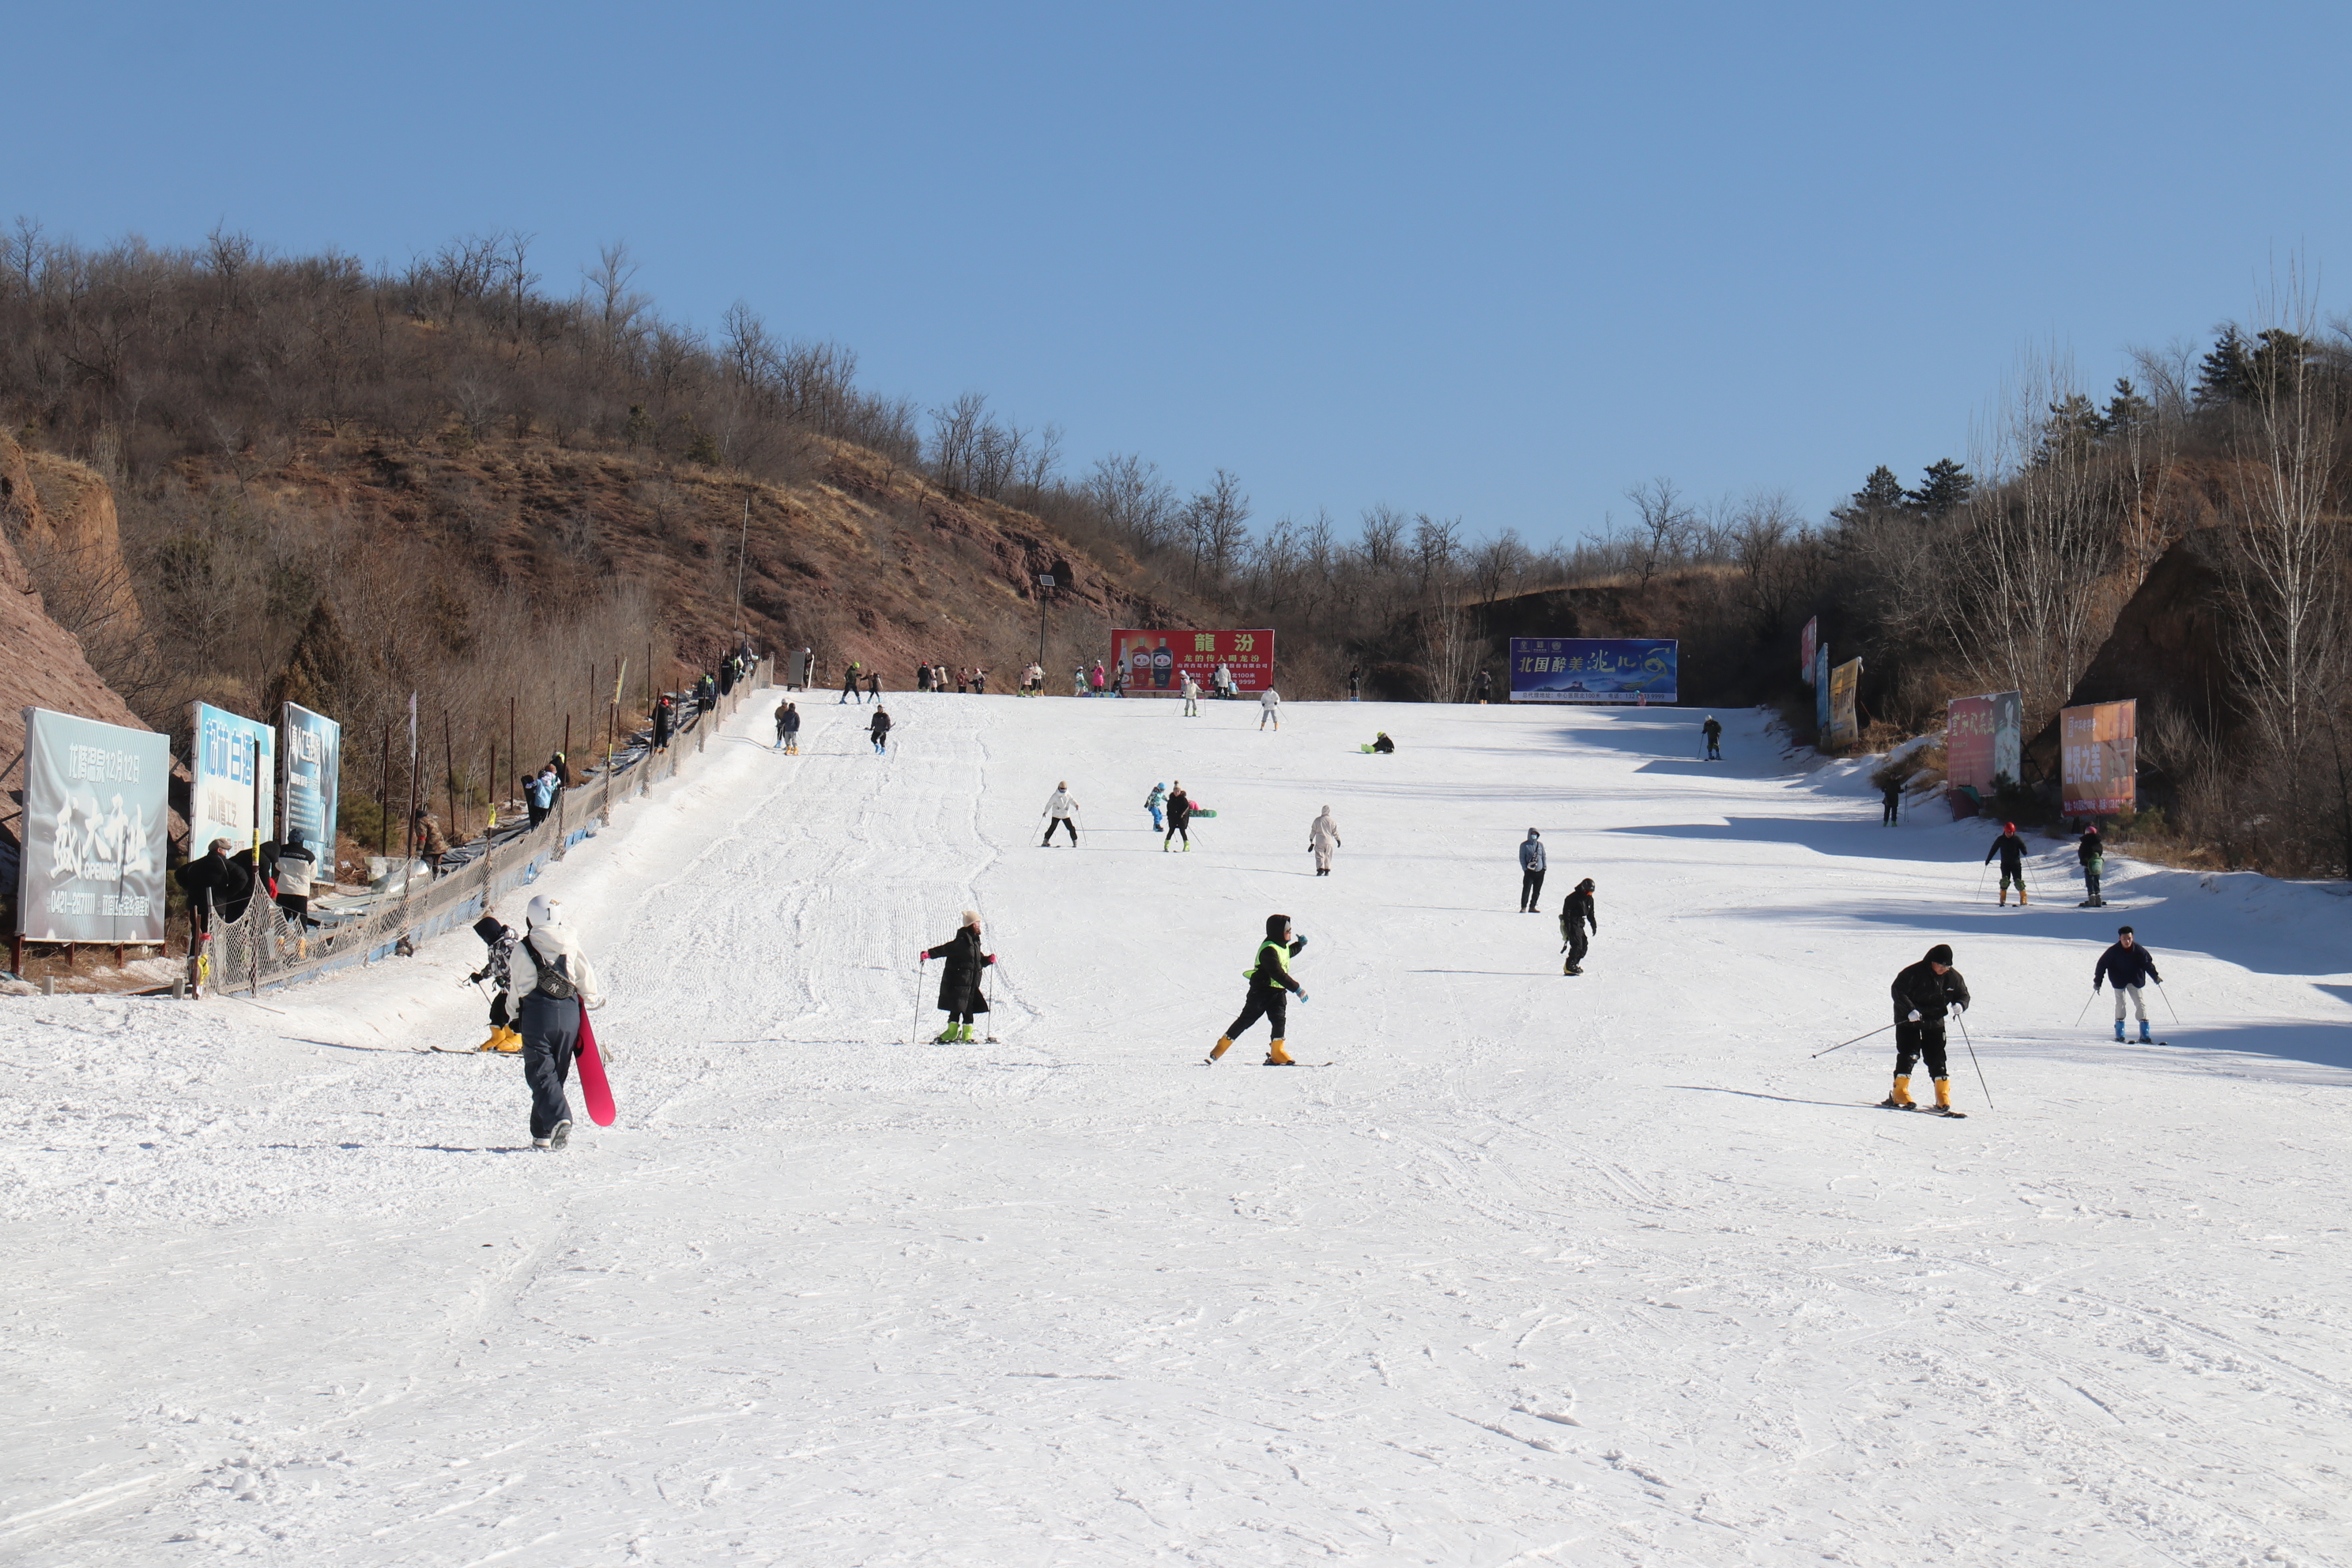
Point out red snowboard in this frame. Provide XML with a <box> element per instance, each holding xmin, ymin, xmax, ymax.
<box><xmin>575</xmin><ymin>1009</ymin><xmax>617</xmax><ymax>1127</ymax></box>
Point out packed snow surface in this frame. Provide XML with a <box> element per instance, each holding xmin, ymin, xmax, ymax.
<box><xmin>5</xmin><ymin>696</ymin><xmax>2349</xmax><ymax>1566</ymax></box>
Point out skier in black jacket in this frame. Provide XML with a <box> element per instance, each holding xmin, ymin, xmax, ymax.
<box><xmin>1984</xmin><ymin>823</ymin><xmax>2030</xmax><ymax>906</ymax></box>
<box><xmin>921</xmin><ymin>911</ymin><xmax>995</xmax><ymax>1043</ymax></box>
<box><xmin>1559</xmin><ymin>878</ymin><xmax>1597</xmax><ymax>974</ymax></box>
<box><xmin>1702</xmin><ymin>715</ymin><xmax>1723</xmax><ymax>760</ymax></box>
<box><xmin>869</xmin><ymin>706</ymin><xmax>892</xmax><ymax>754</ymax></box>
<box><xmin>2093</xmin><ymin>925</ymin><xmax>2162</xmax><ymax>1042</ymax></box>
<box><xmin>1885</xmin><ymin>942</ymin><xmax>1972</xmax><ymax>1114</ymax></box>
<box><xmin>1208</xmin><ymin>914</ymin><xmax>1307</xmax><ymax>1066</ymax></box>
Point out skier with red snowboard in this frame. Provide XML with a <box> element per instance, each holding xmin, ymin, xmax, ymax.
<box><xmin>499</xmin><ymin>894</ymin><xmax>612</xmax><ymax>1149</ymax></box>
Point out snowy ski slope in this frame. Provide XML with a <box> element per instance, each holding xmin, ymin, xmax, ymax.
<box><xmin>4</xmin><ymin>695</ymin><xmax>2348</xmax><ymax>1566</ymax></box>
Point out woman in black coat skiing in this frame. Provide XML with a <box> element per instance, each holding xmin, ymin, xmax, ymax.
<box><xmin>920</xmin><ymin>910</ymin><xmax>995</xmax><ymax>1043</ymax></box>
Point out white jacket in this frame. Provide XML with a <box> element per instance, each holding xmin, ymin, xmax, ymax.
<box><xmin>1045</xmin><ymin>790</ymin><xmax>1079</xmax><ymax>817</ymax></box>
<box><xmin>1260</xmin><ymin>687</ymin><xmax>1281</xmax><ymax>708</ymax></box>
<box><xmin>1309</xmin><ymin>812</ymin><xmax>1340</xmax><ymax>852</ymax></box>
<box><xmin>505</xmin><ymin>920</ymin><xmax>607</xmax><ymax>1010</ymax></box>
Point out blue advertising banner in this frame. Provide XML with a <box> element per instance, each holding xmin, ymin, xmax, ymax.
<box><xmin>189</xmin><ymin>702</ymin><xmax>273</xmax><ymax>856</ymax></box>
<box><xmin>1508</xmin><ymin>638</ymin><xmax>1678</xmax><ymax>703</ymax></box>
<box><xmin>280</xmin><ymin>702</ymin><xmax>341</xmax><ymax>864</ymax></box>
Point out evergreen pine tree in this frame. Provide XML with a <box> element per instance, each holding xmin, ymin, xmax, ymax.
<box><xmin>2193</xmin><ymin>327</ymin><xmax>2254</xmax><ymax>408</ymax></box>
<box><xmin>1905</xmin><ymin>459</ymin><xmax>1974</xmax><ymax>518</ymax></box>
<box><xmin>2102</xmin><ymin>377</ymin><xmax>2154</xmax><ymax>438</ymax></box>
<box><xmin>270</xmin><ymin>597</ymin><xmax>359</xmax><ymax>716</ymax></box>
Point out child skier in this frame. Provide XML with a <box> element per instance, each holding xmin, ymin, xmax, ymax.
<box><xmin>1042</xmin><ymin>782</ymin><xmax>1080</xmax><ymax>846</ymax></box>
<box><xmin>1984</xmin><ymin>823</ymin><xmax>2030</xmax><ymax>906</ymax></box>
<box><xmin>1207</xmin><ymin>914</ymin><xmax>1309</xmax><ymax>1066</ymax></box>
<box><xmin>2077</xmin><ymin>824</ymin><xmax>2107</xmax><ymax>906</ymax></box>
<box><xmin>1559</xmin><ymin>877</ymin><xmax>1596</xmax><ymax>974</ymax></box>
<box><xmin>1885</xmin><ymin>942</ymin><xmax>1971</xmax><ymax>1115</ymax></box>
<box><xmin>1146</xmin><ymin>783</ymin><xmax>1167</xmax><ymax>833</ymax></box>
<box><xmin>2093</xmin><ymin>925</ymin><xmax>2163</xmax><ymax>1042</ymax></box>
<box><xmin>920</xmin><ymin>910</ymin><xmax>996</xmax><ymax>1043</ymax></box>
<box><xmin>1258</xmin><ymin>685</ymin><xmax>1282</xmax><ymax>730</ymax></box>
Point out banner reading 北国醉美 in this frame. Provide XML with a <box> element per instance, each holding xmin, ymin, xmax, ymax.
<box><xmin>1945</xmin><ymin>690</ymin><xmax>2022</xmax><ymax>800</ymax></box>
<box><xmin>280</xmin><ymin>703</ymin><xmax>341</xmax><ymax>861</ymax></box>
<box><xmin>1509</xmin><ymin>639</ymin><xmax>1677</xmax><ymax>703</ymax></box>
<box><xmin>189</xmin><ymin>702</ymin><xmax>274</xmax><ymax>857</ymax></box>
<box><xmin>16</xmin><ymin>707</ymin><xmax>170</xmax><ymax>943</ymax></box>
<box><xmin>1109</xmin><ymin>629</ymin><xmax>1274</xmax><ymax>694</ymax></box>
<box><xmin>2060</xmin><ymin>699</ymin><xmax>2136</xmax><ymax>816</ymax></box>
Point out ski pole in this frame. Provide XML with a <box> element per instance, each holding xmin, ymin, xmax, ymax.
<box><xmin>1811</xmin><ymin>1022</ymin><xmax>1895</xmax><ymax>1058</ymax></box>
<box><xmin>2074</xmin><ymin>989</ymin><xmax>2096</xmax><ymax>1028</ymax></box>
<box><xmin>911</xmin><ymin>958</ymin><xmax>925</xmax><ymax>1046</ymax></box>
<box><xmin>1974</xmin><ymin>862</ymin><xmax>1988</xmax><ymax>899</ymax></box>
<box><xmin>2158</xmin><ymin>980</ymin><xmax>2180</xmax><ymax>1025</ymax></box>
<box><xmin>986</xmin><ymin>960</ymin><xmax>1001</xmax><ymax>1043</ymax></box>
<box><xmin>1954</xmin><ymin>1011</ymin><xmax>1994</xmax><ymax>1109</ymax></box>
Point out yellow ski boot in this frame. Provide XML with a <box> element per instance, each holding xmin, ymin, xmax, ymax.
<box><xmin>1878</xmin><ymin>1073</ymin><xmax>1914</xmax><ymax>1109</ymax></box>
<box><xmin>1264</xmin><ymin>1038</ymin><xmax>1296</xmax><ymax>1066</ymax></box>
<box><xmin>1206</xmin><ymin>1036</ymin><xmax>1234</xmax><ymax>1064</ymax></box>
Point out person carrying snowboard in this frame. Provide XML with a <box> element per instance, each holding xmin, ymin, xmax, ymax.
<box><xmin>1042</xmin><ymin>782</ymin><xmax>1080</xmax><ymax>846</ymax></box>
<box><xmin>1560</xmin><ymin>877</ymin><xmax>1596</xmax><ymax>974</ymax></box>
<box><xmin>1163</xmin><ymin>782</ymin><xmax>1194</xmax><ymax>851</ymax></box>
<box><xmin>1517</xmin><ymin>828</ymin><xmax>1547</xmax><ymax>912</ymax></box>
<box><xmin>1885</xmin><ymin>941</ymin><xmax>1971</xmax><ymax>1114</ymax></box>
<box><xmin>1702</xmin><ymin>714</ymin><xmax>1723</xmax><ymax>760</ymax></box>
<box><xmin>920</xmin><ymin>910</ymin><xmax>996</xmax><ymax>1042</ymax></box>
<box><xmin>500</xmin><ymin>894</ymin><xmax>608</xmax><ymax>1149</ymax></box>
<box><xmin>2077</xmin><ymin>824</ymin><xmax>2107</xmax><ymax>907</ymax></box>
<box><xmin>1258</xmin><ymin>684</ymin><xmax>1282</xmax><ymax>730</ymax></box>
<box><xmin>1308</xmin><ymin>805</ymin><xmax>1341</xmax><ymax>875</ymax></box>
<box><xmin>1984</xmin><ymin>822</ymin><xmax>2030</xmax><ymax>906</ymax></box>
<box><xmin>1207</xmin><ymin>914</ymin><xmax>1308</xmax><ymax>1066</ymax></box>
<box><xmin>2093</xmin><ymin>924</ymin><xmax>2162</xmax><ymax>1042</ymax></box>
<box><xmin>869</xmin><ymin>705</ymin><xmax>892</xmax><ymax>754</ymax></box>
<box><xmin>1146</xmin><ymin>782</ymin><xmax>1167</xmax><ymax>833</ymax></box>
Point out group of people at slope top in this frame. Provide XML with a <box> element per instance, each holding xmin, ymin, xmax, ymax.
<box><xmin>914</xmin><ymin>663</ymin><xmax>988</xmax><ymax>695</ymax></box>
<box><xmin>1518</xmin><ymin>829</ymin><xmax>1600</xmax><ymax>973</ymax></box>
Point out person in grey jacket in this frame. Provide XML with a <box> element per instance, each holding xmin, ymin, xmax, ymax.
<box><xmin>1517</xmin><ymin>829</ymin><xmax>1547</xmax><ymax>912</ymax></box>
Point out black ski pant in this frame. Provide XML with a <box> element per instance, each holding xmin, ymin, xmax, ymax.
<box><xmin>1882</xmin><ymin>798</ymin><xmax>1899</xmax><ymax>824</ymax></box>
<box><xmin>2084</xmin><ymin>865</ymin><xmax>2101</xmax><ymax>903</ymax></box>
<box><xmin>1224</xmin><ymin>989</ymin><xmax>1288</xmax><ymax>1042</ymax></box>
<box><xmin>1520</xmin><ymin>868</ymin><xmax>1546</xmax><ymax>911</ymax></box>
<box><xmin>1706</xmin><ymin>739</ymin><xmax>1721</xmax><ymax>759</ymax></box>
<box><xmin>1894</xmin><ymin>1020</ymin><xmax>1949</xmax><ymax>1081</ymax></box>
<box><xmin>518</xmin><ymin>992</ymin><xmax>582</xmax><ymax>1137</ymax></box>
<box><xmin>1566</xmin><ymin>926</ymin><xmax>1589</xmax><ymax>970</ymax></box>
<box><xmin>1044</xmin><ymin>815</ymin><xmax>1078</xmax><ymax>845</ymax></box>
<box><xmin>1165</xmin><ymin>821</ymin><xmax>1189</xmax><ymax>847</ymax></box>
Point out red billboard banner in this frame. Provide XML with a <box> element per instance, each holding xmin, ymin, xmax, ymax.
<box><xmin>1945</xmin><ymin>690</ymin><xmax>2022</xmax><ymax>796</ymax></box>
<box><xmin>2060</xmin><ymin>699</ymin><xmax>2137</xmax><ymax>816</ymax></box>
<box><xmin>1110</xmin><ymin>629</ymin><xmax>1275</xmax><ymax>695</ymax></box>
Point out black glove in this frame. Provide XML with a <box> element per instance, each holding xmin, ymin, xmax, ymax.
<box><xmin>490</xmin><ymin>993</ymin><xmax>511</xmax><ymax>1029</ymax></box>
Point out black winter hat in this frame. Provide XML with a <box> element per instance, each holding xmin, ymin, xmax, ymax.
<box><xmin>1925</xmin><ymin>943</ymin><xmax>1954</xmax><ymax>966</ymax></box>
<box><xmin>1265</xmin><ymin>913</ymin><xmax>1291</xmax><ymax>939</ymax></box>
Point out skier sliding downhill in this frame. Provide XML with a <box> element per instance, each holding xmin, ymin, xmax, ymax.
<box><xmin>920</xmin><ymin>911</ymin><xmax>996</xmax><ymax>1043</ymax></box>
<box><xmin>2094</xmin><ymin>925</ymin><xmax>2163</xmax><ymax>1042</ymax></box>
<box><xmin>499</xmin><ymin>895</ymin><xmax>609</xmax><ymax>1149</ymax></box>
<box><xmin>1559</xmin><ymin>877</ymin><xmax>1596</xmax><ymax>974</ymax></box>
<box><xmin>2078</xmin><ymin>824</ymin><xmax>2108</xmax><ymax>906</ymax></box>
<box><xmin>1884</xmin><ymin>942</ymin><xmax>1971</xmax><ymax>1116</ymax></box>
<box><xmin>1042</xmin><ymin>783</ymin><xmax>1080</xmax><ymax>846</ymax></box>
<box><xmin>1702</xmin><ymin>715</ymin><xmax>1722</xmax><ymax>760</ymax></box>
<box><xmin>1207</xmin><ymin>914</ymin><xmax>1309</xmax><ymax>1066</ymax></box>
<box><xmin>1985</xmin><ymin>823</ymin><xmax>2030</xmax><ymax>906</ymax></box>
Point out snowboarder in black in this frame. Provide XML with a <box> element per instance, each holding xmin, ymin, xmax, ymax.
<box><xmin>2077</xmin><ymin>825</ymin><xmax>2106</xmax><ymax>907</ymax></box>
<box><xmin>869</xmin><ymin>706</ymin><xmax>892</xmax><ymax>754</ymax></box>
<box><xmin>2093</xmin><ymin>925</ymin><xmax>2162</xmax><ymax>1042</ymax></box>
<box><xmin>1984</xmin><ymin>823</ymin><xmax>2030</xmax><ymax>906</ymax></box>
<box><xmin>1886</xmin><ymin>942</ymin><xmax>1971</xmax><ymax>1114</ymax></box>
<box><xmin>1702</xmin><ymin>715</ymin><xmax>1723</xmax><ymax>760</ymax></box>
<box><xmin>921</xmin><ymin>910</ymin><xmax>995</xmax><ymax>1043</ymax></box>
<box><xmin>1559</xmin><ymin>878</ymin><xmax>1596</xmax><ymax>974</ymax></box>
<box><xmin>1517</xmin><ymin>829</ymin><xmax>1546</xmax><ymax>912</ymax></box>
<box><xmin>1370</xmin><ymin>732</ymin><xmax>1394</xmax><ymax>753</ymax></box>
<box><xmin>1208</xmin><ymin>914</ymin><xmax>1307</xmax><ymax>1066</ymax></box>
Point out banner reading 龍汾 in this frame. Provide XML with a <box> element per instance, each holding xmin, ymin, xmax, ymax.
<box><xmin>1826</xmin><ymin>657</ymin><xmax>1863</xmax><ymax>748</ymax></box>
<box><xmin>1508</xmin><ymin>639</ymin><xmax>1678</xmax><ymax>703</ymax></box>
<box><xmin>1109</xmin><ymin>629</ymin><xmax>1274</xmax><ymax>695</ymax></box>
<box><xmin>280</xmin><ymin>702</ymin><xmax>342</xmax><ymax>862</ymax></box>
<box><xmin>188</xmin><ymin>702</ymin><xmax>274</xmax><ymax>856</ymax></box>
<box><xmin>1945</xmin><ymin>690</ymin><xmax>2022</xmax><ymax>801</ymax></box>
<box><xmin>16</xmin><ymin>707</ymin><xmax>169</xmax><ymax>943</ymax></box>
<box><xmin>2060</xmin><ymin>699</ymin><xmax>2136</xmax><ymax>816</ymax></box>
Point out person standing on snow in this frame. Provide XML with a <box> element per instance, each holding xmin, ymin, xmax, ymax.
<box><xmin>2077</xmin><ymin>824</ymin><xmax>2107</xmax><ymax>907</ymax></box>
<box><xmin>866</xmin><ymin>669</ymin><xmax>882</xmax><ymax>703</ymax></box>
<box><xmin>500</xmin><ymin>894</ymin><xmax>608</xmax><ymax>1149</ymax></box>
<box><xmin>1213</xmin><ymin>662</ymin><xmax>1234</xmax><ymax>699</ymax></box>
<box><xmin>1984</xmin><ymin>823</ymin><xmax>2030</xmax><ymax>906</ymax></box>
<box><xmin>1182</xmin><ymin>672</ymin><xmax>1202</xmax><ymax>716</ymax></box>
<box><xmin>1308</xmin><ymin>806</ymin><xmax>1341</xmax><ymax>875</ymax></box>
<box><xmin>652</xmin><ymin>693</ymin><xmax>675</xmax><ymax>753</ymax></box>
<box><xmin>1207</xmin><ymin>914</ymin><xmax>1309</xmax><ymax>1066</ymax></box>
<box><xmin>839</xmin><ymin>661</ymin><xmax>863</xmax><ymax>705</ymax></box>
<box><xmin>1348</xmin><ymin>664</ymin><xmax>1363</xmax><ymax>701</ymax></box>
<box><xmin>920</xmin><ymin>910</ymin><xmax>996</xmax><ymax>1043</ymax></box>
<box><xmin>1146</xmin><ymin>783</ymin><xmax>1167</xmax><ymax>833</ymax></box>
<box><xmin>1559</xmin><ymin>877</ymin><xmax>1597</xmax><ymax>974</ymax></box>
<box><xmin>1885</xmin><ymin>941</ymin><xmax>1971</xmax><ymax>1114</ymax></box>
<box><xmin>1702</xmin><ymin>715</ymin><xmax>1723</xmax><ymax>760</ymax></box>
<box><xmin>176</xmin><ymin>837</ymin><xmax>255</xmax><ymax>930</ymax></box>
<box><xmin>868</xmin><ymin>706</ymin><xmax>892</xmax><ymax>754</ymax></box>
<box><xmin>1163</xmin><ymin>782</ymin><xmax>1194</xmax><ymax>851</ymax></box>
<box><xmin>1473</xmin><ymin>669</ymin><xmax>1493</xmax><ymax>703</ymax></box>
<box><xmin>774</xmin><ymin>697</ymin><xmax>792</xmax><ymax>748</ymax></box>
<box><xmin>1259</xmin><ymin>684</ymin><xmax>1283</xmax><ymax>731</ymax></box>
<box><xmin>1879</xmin><ymin>775</ymin><xmax>1902</xmax><ymax>825</ymax></box>
<box><xmin>1042</xmin><ymin>782</ymin><xmax>1080</xmax><ymax>846</ymax></box>
<box><xmin>1517</xmin><ymin>828</ymin><xmax>1547</xmax><ymax>912</ymax></box>
<box><xmin>2093</xmin><ymin>925</ymin><xmax>2162</xmax><ymax>1042</ymax></box>
<box><xmin>1091</xmin><ymin>661</ymin><xmax>1107</xmax><ymax>695</ymax></box>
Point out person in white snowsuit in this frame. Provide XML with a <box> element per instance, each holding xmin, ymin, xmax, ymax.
<box><xmin>1308</xmin><ymin>807</ymin><xmax>1340</xmax><ymax>875</ymax></box>
<box><xmin>1214</xmin><ymin>662</ymin><xmax>1234</xmax><ymax>699</ymax></box>
<box><xmin>1258</xmin><ymin>685</ymin><xmax>1282</xmax><ymax>730</ymax></box>
<box><xmin>1182</xmin><ymin>672</ymin><xmax>1201</xmax><ymax>716</ymax></box>
<box><xmin>499</xmin><ymin>895</ymin><xmax>608</xmax><ymax>1149</ymax></box>
<box><xmin>1042</xmin><ymin>782</ymin><xmax>1080</xmax><ymax>846</ymax></box>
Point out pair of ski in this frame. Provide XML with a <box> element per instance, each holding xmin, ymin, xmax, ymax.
<box><xmin>1876</xmin><ymin>1100</ymin><xmax>1967</xmax><ymax>1119</ymax></box>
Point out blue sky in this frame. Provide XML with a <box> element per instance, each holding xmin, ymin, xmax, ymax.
<box><xmin>12</xmin><ymin>2</ymin><xmax>2348</xmax><ymax>545</ymax></box>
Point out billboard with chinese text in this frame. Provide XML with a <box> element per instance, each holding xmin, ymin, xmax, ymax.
<box><xmin>1945</xmin><ymin>691</ymin><xmax>2022</xmax><ymax>797</ymax></box>
<box><xmin>280</xmin><ymin>702</ymin><xmax>342</xmax><ymax>859</ymax></box>
<box><xmin>2060</xmin><ymin>699</ymin><xmax>2136</xmax><ymax>816</ymax></box>
<box><xmin>189</xmin><ymin>702</ymin><xmax>274</xmax><ymax>856</ymax></box>
<box><xmin>1826</xmin><ymin>657</ymin><xmax>1862</xmax><ymax>748</ymax></box>
<box><xmin>16</xmin><ymin>707</ymin><xmax>169</xmax><ymax>943</ymax></box>
<box><xmin>1508</xmin><ymin>639</ymin><xmax>1678</xmax><ymax>703</ymax></box>
<box><xmin>1109</xmin><ymin>629</ymin><xmax>1274</xmax><ymax>695</ymax></box>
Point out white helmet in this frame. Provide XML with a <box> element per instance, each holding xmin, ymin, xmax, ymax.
<box><xmin>525</xmin><ymin>894</ymin><xmax>563</xmax><ymax>929</ymax></box>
